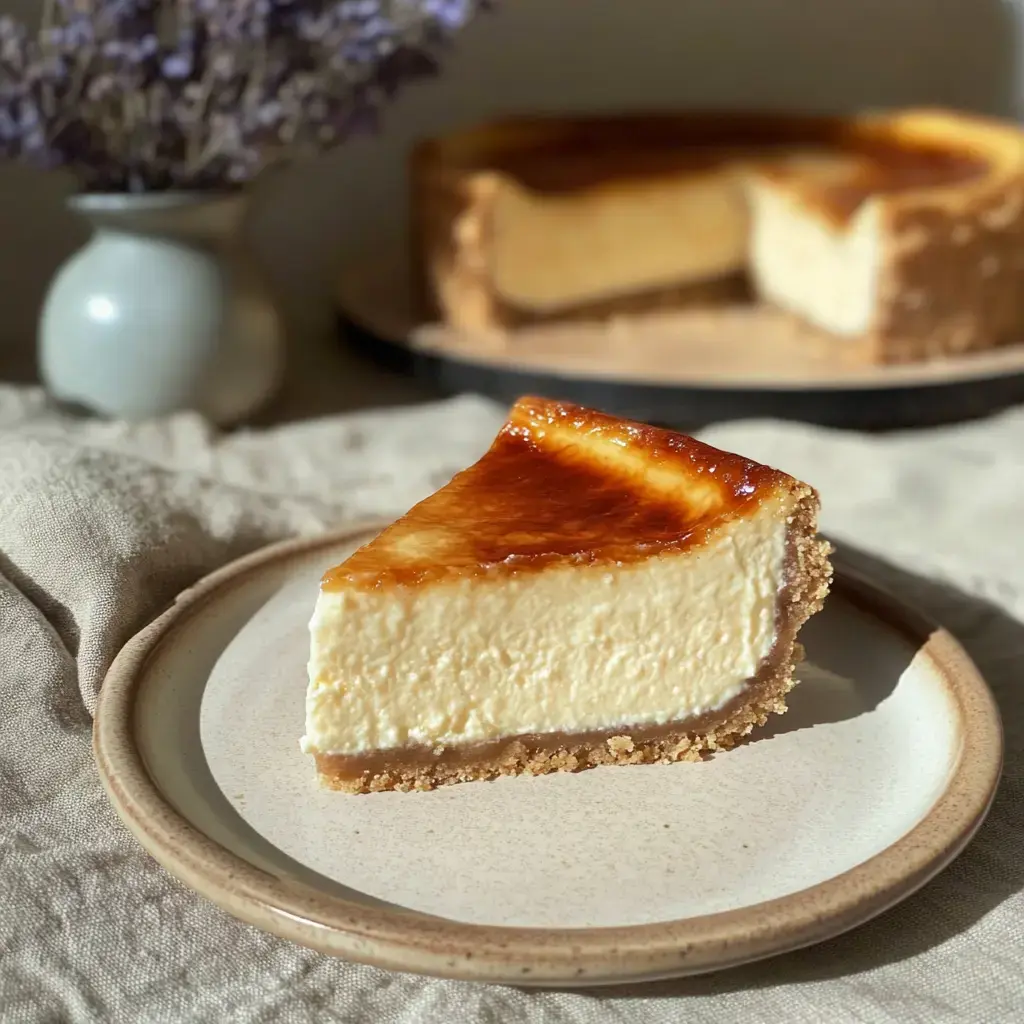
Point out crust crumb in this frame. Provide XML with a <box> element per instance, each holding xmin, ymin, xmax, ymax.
<box><xmin>607</xmin><ymin>735</ymin><xmax>635</xmax><ymax>755</ymax></box>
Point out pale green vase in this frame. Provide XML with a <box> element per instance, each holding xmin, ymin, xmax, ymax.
<box><xmin>40</xmin><ymin>192</ymin><xmax>284</xmax><ymax>424</ymax></box>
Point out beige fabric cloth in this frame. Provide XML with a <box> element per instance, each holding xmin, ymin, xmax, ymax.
<box><xmin>1</xmin><ymin>383</ymin><xmax>1021</xmax><ymax>1023</ymax></box>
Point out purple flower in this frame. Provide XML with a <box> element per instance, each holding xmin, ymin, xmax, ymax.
<box><xmin>340</xmin><ymin>1</ymin><xmax>381</xmax><ymax>17</ymax></box>
<box><xmin>0</xmin><ymin>0</ymin><xmax>492</xmax><ymax>192</ymax></box>
<box><xmin>48</xmin><ymin>17</ymin><xmax>96</xmax><ymax>49</ymax></box>
<box><xmin>161</xmin><ymin>51</ymin><xmax>194</xmax><ymax>80</ymax></box>
<box><xmin>423</xmin><ymin>0</ymin><xmax>474</xmax><ymax>32</ymax></box>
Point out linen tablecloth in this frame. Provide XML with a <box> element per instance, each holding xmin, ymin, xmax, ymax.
<box><xmin>2</xmin><ymin>382</ymin><xmax>1022</xmax><ymax>1023</ymax></box>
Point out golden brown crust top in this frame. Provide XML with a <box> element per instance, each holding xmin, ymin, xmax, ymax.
<box><xmin>323</xmin><ymin>397</ymin><xmax>802</xmax><ymax>590</ymax></box>
<box><xmin>413</xmin><ymin>108</ymin><xmax>1021</xmax><ymax>225</ymax></box>
<box><xmin>754</xmin><ymin>145</ymin><xmax>986</xmax><ymax>224</ymax></box>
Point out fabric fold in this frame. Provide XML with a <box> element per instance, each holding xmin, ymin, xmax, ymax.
<box><xmin>1</xmin><ymin>385</ymin><xmax>1021</xmax><ymax>1023</ymax></box>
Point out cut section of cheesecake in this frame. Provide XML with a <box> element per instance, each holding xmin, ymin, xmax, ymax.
<box><xmin>303</xmin><ymin>397</ymin><xmax>832</xmax><ymax>793</ymax></box>
<box><xmin>746</xmin><ymin>109</ymin><xmax>1024</xmax><ymax>362</ymax></box>
<box><xmin>412</xmin><ymin>109</ymin><xmax>1024</xmax><ymax>362</ymax></box>
<box><xmin>410</xmin><ymin>114</ymin><xmax>776</xmax><ymax>330</ymax></box>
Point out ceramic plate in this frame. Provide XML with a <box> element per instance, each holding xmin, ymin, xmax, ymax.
<box><xmin>95</xmin><ymin>525</ymin><xmax>1002</xmax><ymax>987</ymax></box>
<box><xmin>335</xmin><ymin>258</ymin><xmax>1024</xmax><ymax>429</ymax></box>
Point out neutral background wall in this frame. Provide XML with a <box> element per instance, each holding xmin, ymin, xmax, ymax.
<box><xmin>1</xmin><ymin>0</ymin><xmax>1021</xmax><ymax>407</ymax></box>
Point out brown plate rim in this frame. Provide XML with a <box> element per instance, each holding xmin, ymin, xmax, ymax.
<box><xmin>94</xmin><ymin>524</ymin><xmax>1004</xmax><ymax>987</ymax></box>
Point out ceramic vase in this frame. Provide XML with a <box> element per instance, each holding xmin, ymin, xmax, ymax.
<box><xmin>39</xmin><ymin>192</ymin><xmax>283</xmax><ymax>424</ymax></box>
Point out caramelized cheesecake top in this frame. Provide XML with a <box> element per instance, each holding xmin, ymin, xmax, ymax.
<box><xmin>322</xmin><ymin>397</ymin><xmax>808</xmax><ymax>591</ymax></box>
<box><xmin>414</xmin><ymin>109</ymin><xmax>1015</xmax><ymax>225</ymax></box>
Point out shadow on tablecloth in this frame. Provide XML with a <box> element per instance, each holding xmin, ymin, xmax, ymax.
<box><xmin>566</xmin><ymin>543</ymin><xmax>1024</xmax><ymax>999</ymax></box>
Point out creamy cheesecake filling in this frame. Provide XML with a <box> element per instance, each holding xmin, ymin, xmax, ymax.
<box><xmin>747</xmin><ymin>179</ymin><xmax>882</xmax><ymax>337</ymax></box>
<box><xmin>488</xmin><ymin>171</ymin><xmax>749</xmax><ymax>312</ymax></box>
<box><xmin>302</xmin><ymin>502</ymin><xmax>788</xmax><ymax>758</ymax></box>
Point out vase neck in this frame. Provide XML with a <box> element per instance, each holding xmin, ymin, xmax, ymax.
<box><xmin>69</xmin><ymin>193</ymin><xmax>248</xmax><ymax>245</ymax></box>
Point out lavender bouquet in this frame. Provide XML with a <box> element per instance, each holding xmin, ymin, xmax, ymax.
<box><xmin>0</xmin><ymin>0</ymin><xmax>484</xmax><ymax>193</ymax></box>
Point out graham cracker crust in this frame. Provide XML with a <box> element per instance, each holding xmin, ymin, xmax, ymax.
<box><xmin>314</xmin><ymin>490</ymin><xmax>832</xmax><ymax>794</ymax></box>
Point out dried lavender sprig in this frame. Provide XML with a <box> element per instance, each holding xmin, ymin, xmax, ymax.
<box><xmin>0</xmin><ymin>0</ymin><xmax>488</xmax><ymax>192</ymax></box>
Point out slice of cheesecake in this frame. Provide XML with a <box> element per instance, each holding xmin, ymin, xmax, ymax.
<box><xmin>303</xmin><ymin>398</ymin><xmax>832</xmax><ymax>793</ymax></box>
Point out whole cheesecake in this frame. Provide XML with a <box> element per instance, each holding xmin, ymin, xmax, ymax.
<box><xmin>302</xmin><ymin>398</ymin><xmax>832</xmax><ymax>793</ymax></box>
<box><xmin>412</xmin><ymin>109</ymin><xmax>1024</xmax><ymax>362</ymax></box>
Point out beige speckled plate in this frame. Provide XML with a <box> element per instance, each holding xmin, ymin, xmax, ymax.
<box><xmin>94</xmin><ymin>525</ymin><xmax>1002</xmax><ymax>987</ymax></box>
